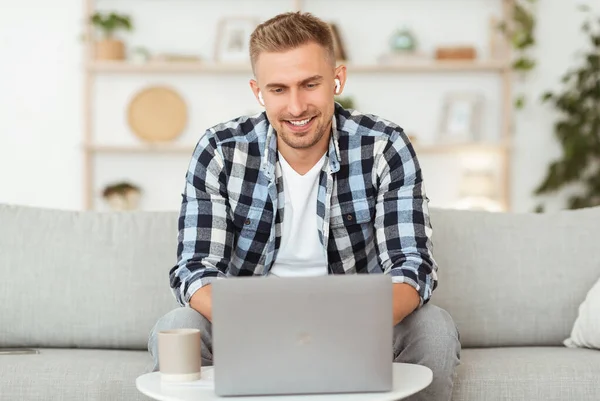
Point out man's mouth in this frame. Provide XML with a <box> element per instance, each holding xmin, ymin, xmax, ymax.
<box><xmin>288</xmin><ymin>117</ymin><xmax>312</xmax><ymax>126</ymax></box>
<box><xmin>284</xmin><ymin>116</ymin><xmax>315</xmax><ymax>131</ymax></box>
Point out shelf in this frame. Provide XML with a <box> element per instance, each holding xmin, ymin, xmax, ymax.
<box><xmin>88</xmin><ymin>61</ymin><xmax>252</xmax><ymax>74</ymax></box>
<box><xmin>84</xmin><ymin>142</ymin><xmax>508</xmax><ymax>155</ymax></box>
<box><xmin>414</xmin><ymin>142</ymin><xmax>509</xmax><ymax>154</ymax></box>
<box><xmin>87</xmin><ymin>59</ymin><xmax>509</xmax><ymax>74</ymax></box>
<box><xmin>349</xmin><ymin>60</ymin><xmax>508</xmax><ymax>73</ymax></box>
<box><xmin>84</xmin><ymin>143</ymin><xmax>196</xmax><ymax>154</ymax></box>
<box><xmin>82</xmin><ymin>0</ymin><xmax>515</xmax><ymax>212</ymax></box>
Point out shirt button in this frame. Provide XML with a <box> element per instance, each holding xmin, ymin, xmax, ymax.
<box><xmin>346</xmin><ymin>214</ymin><xmax>353</xmax><ymax>221</ymax></box>
<box><xmin>245</xmin><ymin>219</ymin><xmax>251</xmax><ymax>225</ymax></box>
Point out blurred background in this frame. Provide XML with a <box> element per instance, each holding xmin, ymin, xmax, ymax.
<box><xmin>0</xmin><ymin>0</ymin><xmax>599</xmax><ymax>214</ymax></box>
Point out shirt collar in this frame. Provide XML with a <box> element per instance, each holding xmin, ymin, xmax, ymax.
<box><xmin>262</xmin><ymin>110</ymin><xmax>342</xmax><ymax>179</ymax></box>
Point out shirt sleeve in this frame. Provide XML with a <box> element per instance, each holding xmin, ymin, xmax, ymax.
<box><xmin>374</xmin><ymin>128</ymin><xmax>438</xmax><ymax>306</ymax></box>
<box><xmin>168</xmin><ymin>129</ymin><xmax>233</xmax><ymax>307</ymax></box>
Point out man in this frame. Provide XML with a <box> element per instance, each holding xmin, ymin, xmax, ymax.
<box><xmin>149</xmin><ymin>11</ymin><xmax>460</xmax><ymax>401</ymax></box>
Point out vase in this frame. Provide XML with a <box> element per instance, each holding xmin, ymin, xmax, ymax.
<box><xmin>95</xmin><ymin>39</ymin><xmax>125</xmax><ymax>60</ymax></box>
<box><xmin>389</xmin><ymin>26</ymin><xmax>417</xmax><ymax>53</ymax></box>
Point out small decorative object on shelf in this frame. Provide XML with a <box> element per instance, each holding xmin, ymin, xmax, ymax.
<box><xmin>102</xmin><ymin>182</ymin><xmax>142</xmax><ymax>211</ymax></box>
<box><xmin>378</xmin><ymin>25</ymin><xmax>428</xmax><ymax>65</ymax></box>
<box><xmin>89</xmin><ymin>11</ymin><xmax>133</xmax><ymax>60</ymax></box>
<box><xmin>438</xmin><ymin>92</ymin><xmax>483</xmax><ymax>144</ymax></box>
<box><xmin>435</xmin><ymin>46</ymin><xmax>477</xmax><ymax>60</ymax></box>
<box><xmin>130</xmin><ymin>46</ymin><xmax>151</xmax><ymax>64</ymax></box>
<box><xmin>389</xmin><ymin>25</ymin><xmax>418</xmax><ymax>53</ymax></box>
<box><xmin>214</xmin><ymin>17</ymin><xmax>259</xmax><ymax>64</ymax></box>
<box><xmin>127</xmin><ymin>86</ymin><xmax>188</xmax><ymax>143</ymax></box>
<box><xmin>329</xmin><ymin>23</ymin><xmax>347</xmax><ymax>62</ymax></box>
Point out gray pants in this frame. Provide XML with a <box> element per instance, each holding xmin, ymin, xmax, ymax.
<box><xmin>148</xmin><ymin>304</ymin><xmax>461</xmax><ymax>401</ymax></box>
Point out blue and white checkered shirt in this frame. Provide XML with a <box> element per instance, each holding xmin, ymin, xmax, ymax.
<box><xmin>169</xmin><ymin>103</ymin><xmax>438</xmax><ymax>307</ymax></box>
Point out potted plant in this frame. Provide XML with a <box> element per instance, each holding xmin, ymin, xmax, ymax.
<box><xmin>89</xmin><ymin>12</ymin><xmax>133</xmax><ymax>60</ymax></box>
<box><xmin>102</xmin><ymin>181</ymin><xmax>142</xmax><ymax>211</ymax></box>
<box><xmin>534</xmin><ymin>5</ymin><xmax>600</xmax><ymax>211</ymax></box>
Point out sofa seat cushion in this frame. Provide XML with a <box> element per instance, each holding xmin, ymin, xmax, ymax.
<box><xmin>454</xmin><ymin>347</ymin><xmax>600</xmax><ymax>401</ymax></box>
<box><xmin>0</xmin><ymin>348</ymin><xmax>153</xmax><ymax>401</ymax></box>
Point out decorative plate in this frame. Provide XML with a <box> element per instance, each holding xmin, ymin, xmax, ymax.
<box><xmin>127</xmin><ymin>86</ymin><xmax>187</xmax><ymax>142</ymax></box>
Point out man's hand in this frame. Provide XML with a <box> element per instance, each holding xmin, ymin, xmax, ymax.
<box><xmin>190</xmin><ymin>284</ymin><xmax>213</xmax><ymax>322</ymax></box>
<box><xmin>392</xmin><ymin>283</ymin><xmax>421</xmax><ymax>326</ymax></box>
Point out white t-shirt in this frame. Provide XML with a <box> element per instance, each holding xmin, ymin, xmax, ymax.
<box><xmin>269</xmin><ymin>152</ymin><xmax>328</xmax><ymax>277</ymax></box>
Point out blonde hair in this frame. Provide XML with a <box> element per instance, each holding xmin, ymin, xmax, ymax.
<box><xmin>249</xmin><ymin>12</ymin><xmax>335</xmax><ymax>73</ymax></box>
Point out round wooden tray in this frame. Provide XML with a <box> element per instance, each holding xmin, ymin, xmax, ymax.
<box><xmin>127</xmin><ymin>86</ymin><xmax>187</xmax><ymax>142</ymax></box>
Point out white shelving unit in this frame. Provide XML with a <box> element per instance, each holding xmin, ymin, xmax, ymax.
<box><xmin>87</xmin><ymin>59</ymin><xmax>510</xmax><ymax>74</ymax></box>
<box><xmin>82</xmin><ymin>0</ymin><xmax>515</xmax><ymax>211</ymax></box>
<box><xmin>85</xmin><ymin>141</ymin><xmax>510</xmax><ymax>156</ymax></box>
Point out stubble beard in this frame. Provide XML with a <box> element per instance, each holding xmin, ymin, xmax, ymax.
<box><xmin>278</xmin><ymin>118</ymin><xmax>328</xmax><ymax>150</ymax></box>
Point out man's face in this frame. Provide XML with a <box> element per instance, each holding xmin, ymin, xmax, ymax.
<box><xmin>250</xmin><ymin>42</ymin><xmax>346</xmax><ymax>152</ymax></box>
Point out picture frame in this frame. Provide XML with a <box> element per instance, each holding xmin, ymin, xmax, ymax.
<box><xmin>438</xmin><ymin>92</ymin><xmax>483</xmax><ymax>143</ymax></box>
<box><xmin>329</xmin><ymin>23</ymin><xmax>347</xmax><ymax>62</ymax></box>
<box><xmin>214</xmin><ymin>17</ymin><xmax>259</xmax><ymax>64</ymax></box>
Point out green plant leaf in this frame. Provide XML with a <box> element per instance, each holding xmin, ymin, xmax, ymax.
<box><xmin>515</xmin><ymin>95</ymin><xmax>526</xmax><ymax>109</ymax></box>
<box><xmin>513</xmin><ymin>57</ymin><xmax>536</xmax><ymax>71</ymax></box>
<box><xmin>582</xmin><ymin>22</ymin><xmax>591</xmax><ymax>33</ymax></box>
<box><xmin>89</xmin><ymin>11</ymin><xmax>133</xmax><ymax>38</ymax></box>
<box><xmin>560</xmin><ymin>69</ymin><xmax>574</xmax><ymax>83</ymax></box>
<box><xmin>568</xmin><ymin>194</ymin><xmax>594</xmax><ymax>209</ymax></box>
<box><xmin>577</xmin><ymin>4</ymin><xmax>590</xmax><ymax>12</ymax></box>
<box><xmin>588</xmin><ymin>54</ymin><xmax>600</xmax><ymax>69</ymax></box>
<box><xmin>540</xmin><ymin>91</ymin><xmax>554</xmax><ymax>102</ymax></box>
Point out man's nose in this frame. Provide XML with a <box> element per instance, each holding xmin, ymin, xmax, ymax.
<box><xmin>287</xmin><ymin>90</ymin><xmax>308</xmax><ymax>117</ymax></box>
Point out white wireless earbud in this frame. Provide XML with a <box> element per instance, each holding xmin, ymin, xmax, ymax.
<box><xmin>334</xmin><ymin>78</ymin><xmax>341</xmax><ymax>94</ymax></box>
<box><xmin>258</xmin><ymin>91</ymin><xmax>265</xmax><ymax>106</ymax></box>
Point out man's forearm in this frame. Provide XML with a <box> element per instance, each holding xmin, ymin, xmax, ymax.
<box><xmin>190</xmin><ymin>284</ymin><xmax>213</xmax><ymax>322</ymax></box>
<box><xmin>392</xmin><ymin>283</ymin><xmax>421</xmax><ymax>326</ymax></box>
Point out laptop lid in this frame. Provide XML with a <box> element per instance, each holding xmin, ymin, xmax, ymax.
<box><xmin>211</xmin><ymin>274</ymin><xmax>393</xmax><ymax>396</ymax></box>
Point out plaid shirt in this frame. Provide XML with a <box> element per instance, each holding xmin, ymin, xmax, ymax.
<box><xmin>169</xmin><ymin>103</ymin><xmax>438</xmax><ymax>307</ymax></box>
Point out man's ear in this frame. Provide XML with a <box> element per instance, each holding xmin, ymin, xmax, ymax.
<box><xmin>249</xmin><ymin>79</ymin><xmax>263</xmax><ymax>107</ymax></box>
<box><xmin>333</xmin><ymin>65</ymin><xmax>347</xmax><ymax>95</ymax></box>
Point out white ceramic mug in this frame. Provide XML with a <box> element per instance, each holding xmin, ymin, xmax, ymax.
<box><xmin>158</xmin><ymin>328</ymin><xmax>201</xmax><ymax>382</ymax></box>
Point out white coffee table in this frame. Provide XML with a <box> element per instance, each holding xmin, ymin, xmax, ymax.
<box><xmin>136</xmin><ymin>363</ymin><xmax>432</xmax><ymax>401</ymax></box>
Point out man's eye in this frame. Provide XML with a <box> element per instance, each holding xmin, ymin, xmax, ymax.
<box><xmin>306</xmin><ymin>83</ymin><xmax>318</xmax><ymax>88</ymax></box>
<box><xmin>272</xmin><ymin>88</ymin><xmax>284</xmax><ymax>93</ymax></box>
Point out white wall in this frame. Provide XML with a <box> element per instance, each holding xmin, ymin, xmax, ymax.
<box><xmin>0</xmin><ymin>1</ymin><xmax>83</xmax><ymax>210</ymax></box>
<box><xmin>0</xmin><ymin>0</ymin><xmax>597</xmax><ymax>212</ymax></box>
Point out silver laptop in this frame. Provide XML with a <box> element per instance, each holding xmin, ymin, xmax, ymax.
<box><xmin>211</xmin><ymin>274</ymin><xmax>393</xmax><ymax>397</ymax></box>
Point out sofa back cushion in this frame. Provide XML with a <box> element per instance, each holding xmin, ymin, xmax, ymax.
<box><xmin>429</xmin><ymin>206</ymin><xmax>600</xmax><ymax>348</ymax></box>
<box><xmin>2</xmin><ymin>203</ymin><xmax>599</xmax><ymax>350</ymax></box>
<box><xmin>0</xmin><ymin>204</ymin><xmax>180</xmax><ymax>350</ymax></box>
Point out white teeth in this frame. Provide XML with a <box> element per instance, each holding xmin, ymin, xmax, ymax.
<box><xmin>288</xmin><ymin>118</ymin><xmax>311</xmax><ymax>126</ymax></box>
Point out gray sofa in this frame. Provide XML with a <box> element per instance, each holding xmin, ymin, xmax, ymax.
<box><xmin>1</xmin><ymin>203</ymin><xmax>599</xmax><ymax>400</ymax></box>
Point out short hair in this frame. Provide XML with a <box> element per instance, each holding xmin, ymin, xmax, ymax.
<box><xmin>249</xmin><ymin>12</ymin><xmax>335</xmax><ymax>73</ymax></box>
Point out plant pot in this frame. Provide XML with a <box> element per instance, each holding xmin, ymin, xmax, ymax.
<box><xmin>95</xmin><ymin>39</ymin><xmax>125</xmax><ymax>60</ymax></box>
<box><xmin>104</xmin><ymin>189</ymin><xmax>141</xmax><ymax>211</ymax></box>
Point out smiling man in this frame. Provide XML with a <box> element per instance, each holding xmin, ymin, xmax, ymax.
<box><xmin>149</xmin><ymin>11</ymin><xmax>460</xmax><ymax>401</ymax></box>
